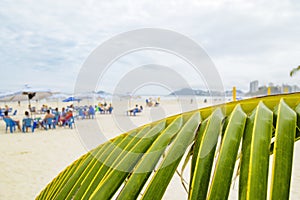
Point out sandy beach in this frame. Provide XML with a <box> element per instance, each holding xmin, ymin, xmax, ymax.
<box><xmin>0</xmin><ymin>98</ymin><xmax>299</xmax><ymax>200</ymax></box>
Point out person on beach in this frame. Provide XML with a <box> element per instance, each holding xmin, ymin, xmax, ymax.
<box><xmin>60</xmin><ymin>109</ymin><xmax>73</xmax><ymax>125</ymax></box>
<box><xmin>23</xmin><ymin>111</ymin><xmax>30</xmax><ymax>120</ymax></box>
<box><xmin>54</xmin><ymin>108</ymin><xmax>60</xmax><ymax>124</ymax></box>
<box><xmin>43</xmin><ymin>110</ymin><xmax>55</xmax><ymax>121</ymax></box>
<box><xmin>22</xmin><ymin>111</ymin><xmax>34</xmax><ymax>132</ymax></box>
<box><xmin>41</xmin><ymin>105</ymin><xmax>48</xmax><ymax>113</ymax></box>
<box><xmin>88</xmin><ymin>105</ymin><xmax>95</xmax><ymax>118</ymax></box>
<box><xmin>146</xmin><ymin>98</ymin><xmax>153</xmax><ymax>107</ymax></box>
<box><xmin>128</xmin><ymin>105</ymin><xmax>142</xmax><ymax>116</ymax></box>
<box><xmin>61</xmin><ymin>107</ymin><xmax>67</xmax><ymax>118</ymax></box>
<box><xmin>40</xmin><ymin>110</ymin><xmax>55</xmax><ymax>128</ymax></box>
<box><xmin>3</xmin><ymin>110</ymin><xmax>21</xmax><ymax>131</ymax></box>
<box><xmin>107</xmin><ymin>103</ymin><xmax>113</xmax><ymax>114</ymax></box>
<box><xmin>139</xmin><ymin>105</ymin><xmax>143</xmax><ymax>112</ymax></box>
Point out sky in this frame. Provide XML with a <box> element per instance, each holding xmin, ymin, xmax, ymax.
<box><xmin>1</xmin><ymin>0</ymin><xmax>300</xmax><ymax>94</ymax></box>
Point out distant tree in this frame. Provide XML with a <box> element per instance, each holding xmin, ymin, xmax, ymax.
<box><xmin>290</xmin><ymin>65</ymin><xmax>300</xmax><ymax>77</ymax></box>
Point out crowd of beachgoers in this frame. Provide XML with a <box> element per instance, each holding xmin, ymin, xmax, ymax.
<box><xmin>0</xmin><ymin>97</ymin><xmax>162</xmax><ymax>133</ymax></box>
<box><xmin>0</xmin><ymin>102</ymin><xmax>115</xmax><ymax>133</ymax></box>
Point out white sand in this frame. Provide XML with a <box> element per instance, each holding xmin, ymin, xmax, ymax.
<box><xmin>0</xmin><ymin>99</ymin><xmax>299</xmax><ymax>199</ymax></box>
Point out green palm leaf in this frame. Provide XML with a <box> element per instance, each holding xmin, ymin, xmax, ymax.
<box><xmin>189</xmin><ymin>109</ymin><xmax>223</xmax><ymax>200</ymax></box>
<box><xmin>207</xmin><ymin>105</ymin><xmax>247</xmax><ymax>199</ymax></box>
<box><xmin>117</xmin><ymin>116</ymin><xmax>183</xmax><ymax>200</ymax></box>
<box><xmin>270</xmin><ymin>99</ymin><xmax>296</xmax><ymax>199</ymax></box>
<box><xmin>36</xmin><ymin>93</ymin><xmax>300</xmax><ymax>200</ymax></box>
<box><xmin>245</xmin><ymin>102</ymin><xmax>273</xmax><ymax>199</ymax></box>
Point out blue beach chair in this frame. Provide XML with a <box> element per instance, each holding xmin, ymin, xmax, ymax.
<box><xmin>22</xmin><ymin>118</ymin><xmax>35</xmax><ymax>133</ymax></box>
<box><xmin>63</xmin><ymin>116</ymin><xmax>75</xmax><ymax>129</ymax></box>
<box><xmin>0</xmin><ymin>110</ymin><xmax>4</xmax><ymax>119</ymax></box>
<box><xmin>3</xmin><ymin>118</ymin><xmax>17</xmax><ymax>133</ymax></box>
<box><xmin>78</xmin><ymin>109</ymin><xmax>86</xmax><ymax>119</ymax></box>
<box><xmin>43</xmin><ymin>118</ymin><xmax>56</xmax><ymax>130</ymax></box>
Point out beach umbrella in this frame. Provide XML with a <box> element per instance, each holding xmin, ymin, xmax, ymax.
<box><xmin>0</xmin><ymin>86</ymin><xmax>59</xmax><ymax>107</ymax></box>
<box><xmin>0</xmin><ymin>91</ymin><xmax>18</xmax><ymax>102</ymax></box>
<box><xmin>62</xmin><ymin>97</ymin><xmax>81</xmax><ymax>103</ymax></box>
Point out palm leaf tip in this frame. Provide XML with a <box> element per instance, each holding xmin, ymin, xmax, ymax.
<box><xmin>290</xmin><ymin>65</ymin><xmax>300</xmax><ymax>77</ymax></box>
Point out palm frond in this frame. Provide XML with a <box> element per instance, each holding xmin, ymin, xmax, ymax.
<box><xmin>36</xmin><ymin>93</ymin><xmax>300</xmax><ymax>200</ymax></box>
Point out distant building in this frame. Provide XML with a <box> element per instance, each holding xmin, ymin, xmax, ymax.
<box><xmin>282</xmin><ymin>84</ymin><xmax>291</xmax><ymax>93</ymax></box>
<box><xmin>291</xmin><ymin>85</ymin><xmax>300</xmax><ymax>92</ymax></box>
<box><xmin>249</xmin><ymin>80</ymin><xmax>259</xmax><ymax>93</ymax></box>
<box><xmin>246</xmin><ymin>81</ymin><xmax>300</xmax><ymax>97</ymax></box>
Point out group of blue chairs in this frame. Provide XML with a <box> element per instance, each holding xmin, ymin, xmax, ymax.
<box><xmin>42</xmin><ymin>116</ymin><xmax>75</xmax><ymax>130</ymax></box>
<box><xmin>39</xmin><ymin>116</ymin><xmax>75</xmax><ymax>131</ymax></box>
<box><xmin>77</xmin><ymin>106</ymin><xmax>97</xmax><ymax>119</ymax></box>
<box><xmin>78</xmin><ymin>109</ymin><xmax>95</xmax><ymax>119</ymax></box>
<box><xmin>3</xmin><ymin>115</ymin><xmax>75</xmax><ymax>134</ymax></box>
<box><xmin>1</xmin><ymin>105</ymin><xmax>110</xmax><ymax>133</ymax></box>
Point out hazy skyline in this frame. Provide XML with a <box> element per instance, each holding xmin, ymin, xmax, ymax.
<box><xmin>1</xmin><ymin>0</ymin><xmax>300</xmax><ymax>94</ymax></box>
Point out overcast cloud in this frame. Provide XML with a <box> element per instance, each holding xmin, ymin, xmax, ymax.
<box><xmin>0</xmin><ymin>0</ymin><xmax>299</xmax><ymax>93</ymax></box>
